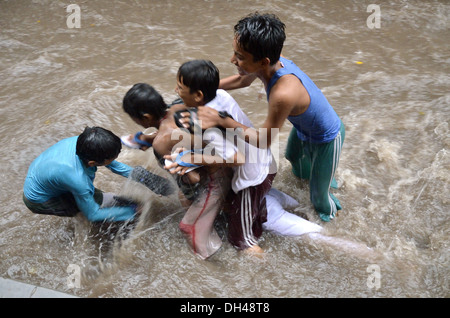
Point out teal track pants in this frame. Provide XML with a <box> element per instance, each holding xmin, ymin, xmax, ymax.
<box><xmin>285</xmin><ymin>122</ymin><xmax>345</xmax><ymax>222</ymax></box>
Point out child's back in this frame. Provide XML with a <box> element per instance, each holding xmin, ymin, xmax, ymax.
<box><xmin>151</xmin><ymin>104</ymin><xmax>193</xmax><ymax>159</ymax></box>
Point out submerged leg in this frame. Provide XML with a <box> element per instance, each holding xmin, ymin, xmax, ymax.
<box><xmin>309</xmin><ymin>129</ymin><xmax>344</xmax><ymax>222</ymax></box>
<box><xmin>263</xmin><ymin>188</ymin><xmax>322</xmax><ymax>236</ymax></box>
<box><xmin>304</xmin><ymin>232</ymin><xmax>380</xmax><ymax>262</ymax></box>
<box><xmin>179</xmin><ymin>169</ymin><xmax>230</xmax><ymax>259</ymax></box>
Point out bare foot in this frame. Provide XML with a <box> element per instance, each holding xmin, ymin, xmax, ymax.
<box><xmin>243</xmin><ymin>245</ymin><xmax>265</xmax><ymax>258</ymax></box>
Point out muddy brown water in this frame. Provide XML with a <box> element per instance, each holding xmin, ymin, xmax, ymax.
<box><xmin>0</xmin><ymin>0</ymin><xmax>448</xmax><ymax>297</ymax></box>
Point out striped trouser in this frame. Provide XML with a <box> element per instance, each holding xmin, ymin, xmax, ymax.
<box><xmin>224</xmin><ymin>173</ymin><xmax>275</xmax><ymax>250</ymax></box>
<box><xmin>285</xmin><ymin>122</ymin><xmax>345</xmax><ymax>222</ymax></box>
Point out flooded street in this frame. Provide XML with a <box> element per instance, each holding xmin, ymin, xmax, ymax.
<box><xmin>0</xmin><ymin>0</ymin><xmax>448</xmax><ymax>298</ymax></box>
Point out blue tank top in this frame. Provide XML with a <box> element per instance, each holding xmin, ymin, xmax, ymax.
<box><xmin>266</xmin><ymin>57</ymin><xmax>341</xmax><ymax>144</ymax></box>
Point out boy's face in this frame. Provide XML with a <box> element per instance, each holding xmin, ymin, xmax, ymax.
<box><xmin>175</xmin><ymin>77</ymin><xmax>202</xmax><ymax>107</ymax></box>
<box><xmin>231</xmin><ymin>37</ymin><xmax>262</xmax><ymax>76</ymax></box>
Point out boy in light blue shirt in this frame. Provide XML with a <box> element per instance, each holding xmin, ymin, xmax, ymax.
<box><xmin>23</xmin><ymin>126</ymin><xmax>138</xmax><ymax>222</ymax></box>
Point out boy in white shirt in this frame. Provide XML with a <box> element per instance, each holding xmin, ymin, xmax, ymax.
<box><xmin>170</xmin><ymin>60</ymin><xmax>276</xmax><ymax>254</ymax></box>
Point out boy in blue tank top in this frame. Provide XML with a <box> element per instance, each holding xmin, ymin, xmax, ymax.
<box><xmin>186</xmin><ymin>13</ymin><xmax>345</xmax><ymax>222</ymax></box>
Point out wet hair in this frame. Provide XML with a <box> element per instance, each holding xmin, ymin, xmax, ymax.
<box><xmin>177</xmin><ymin>60</ymin><xmax>219</xmax><ymax>104</ymax></box>
<box><xmin>234</xmin><ymin>13</ymin><xmax>286</xmax><ymax>65</ymax></box>
<box><xmin>122</xmin><ymin>83</ymin><xmax>167</xmax><ymax>120</ymax></box>
<box><xmin>76</xmin><ymin>126</ymin><xmax>122</xmax><ymax>164</ymax></box>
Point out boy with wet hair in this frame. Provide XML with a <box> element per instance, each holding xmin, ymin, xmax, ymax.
<box><xmin>191</xmin><ymin>13</ymin><xmax>345</xmax><ymax>222</ymax></box>
<box><xmin>122</xmin><ymin>82</ymin><xmax>202</xmax><ymax>197</ymax></box>
<box><xmin>23</xmin><ymin>126</ymin><xmax>139</xmax><ymax>222</ymax></box>
<box><xmin>175</xmin><ymin>59</ymin><xmax>219</xmax><ymax>106</ymax></box>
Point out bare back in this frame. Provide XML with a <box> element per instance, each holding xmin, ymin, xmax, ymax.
<box><xmin>152</xmin><ymin>104</ymin><xmax>193</xmax><ymax>158</ymax></box>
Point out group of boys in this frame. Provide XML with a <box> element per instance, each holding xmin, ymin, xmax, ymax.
<box><xmin>23</xmin><ymin>13</ymin><xmax>344</xmax><ymax>259</ymax></box>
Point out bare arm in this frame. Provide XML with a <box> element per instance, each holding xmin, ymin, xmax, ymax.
<box><xmin>219</xmin><ymin>74</ymin><xmax>257</xmax><ymax>90</ymax></box>
<box><xmin>195</xmin><ymin>82</ymin><xmax>295</xmax><ymax>149</ymax></box>
<box><xmin>183</xmin><ymin>75</ymin><xmax>306</xmax><ymax>149</ymax></box>
<box><xmin>163</xmin><ymin>147</ymin><xmax>244</xmax><ymax>176</ymax></box>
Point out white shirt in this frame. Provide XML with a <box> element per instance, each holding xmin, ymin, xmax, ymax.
<box><xmin>205</xmin><ymin>89</ymin><xmax>276</xmax><ymax>193</ymax></box>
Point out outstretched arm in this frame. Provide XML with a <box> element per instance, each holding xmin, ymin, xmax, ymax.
<box><xmin>106</xmin><ymin>160</ymin><xmax>133</xmax><ymax>177</ymax></box>
<box><xmin>77</xmin><ymin>196</ymin><xmax>136</xmax><ymax>222</ymax></box>
<box><xmin>192</xmin><ymin>88</ymin><xmax>294</xmax><ymax>149</ymax></box>
<box><xmin>163</xmin><ymin>138</ymin><xmax>245</xmax><ymax>176</ymax></box>
<box><xmin>199</xmin><ymin>75</ymin><xmax>306</xmax><ymax>148</ymax></box>
<box><xmin>219</xmin><ymin>74</ymin><xmax>257</xmax><ymax>90</ymax></box>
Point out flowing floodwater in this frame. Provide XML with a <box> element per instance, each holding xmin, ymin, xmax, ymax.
<box><xmin>0</xmin><ymin>0</ymin><xmax>448</xmax><ymax>298</ymax></box>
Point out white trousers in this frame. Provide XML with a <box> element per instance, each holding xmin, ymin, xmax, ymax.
<box><xmin>264</xmin><ymin>188</ymin><xmax>322</xmax><ymax>236</ymax></box>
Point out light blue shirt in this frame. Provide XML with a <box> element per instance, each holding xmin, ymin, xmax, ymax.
<box><xmin>23</xmin><ymin>136</ymin><xmax>135</xmax><ymax>222</ymax></box>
